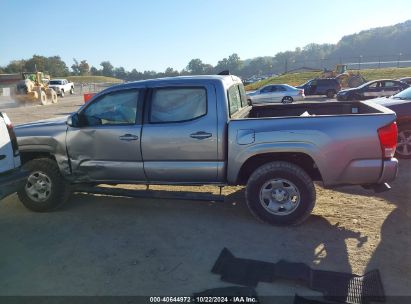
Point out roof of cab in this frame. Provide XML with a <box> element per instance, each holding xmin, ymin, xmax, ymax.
<box><xmin>102</xmin><ymin>75</ymin><xmax>242</xmax><ymax>92</ymax></box>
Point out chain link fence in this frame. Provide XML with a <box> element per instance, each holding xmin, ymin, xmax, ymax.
<box><xmin>283</xmin><ymin>53</ymin><xmax>411</xmax><ymax>74</ymax></box>
<box><xmin>74</xmin><ymin>82</ymin><xmax>121</xmax><ymax>94</ymax></box>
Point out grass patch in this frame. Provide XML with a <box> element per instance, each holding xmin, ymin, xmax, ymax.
<box><xmin>245</xmin><ymin>67</ymin><xmax>411</xmax><ymax>90</ymax></box>
<box><xmin>66</xmin><ymin>76</ymin><xmax>123</xmax><ymax>84</ymax></box>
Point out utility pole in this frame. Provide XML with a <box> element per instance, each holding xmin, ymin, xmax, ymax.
<box><xmin>398</xmin><ymin>53</ymin><xmax>402</xmax><ymax>68</ymax></box>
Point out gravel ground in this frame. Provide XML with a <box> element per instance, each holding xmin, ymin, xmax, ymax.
<box><xmin>0</xmin><ymin>95</ymin><xmax>409</xmax><ymax>301</ymax></box>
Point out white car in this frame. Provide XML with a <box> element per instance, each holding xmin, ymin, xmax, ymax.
<box><xmin>48</xmin><ymin>79</ymin><xmax>74</xmax><ymax>97</ymax></box>
<box><xmin>0</xmin><ymin>113</ymin><xmax>27</xmax><ymax>200</ymax></box>
<box><xmin>247</xmin><ymin>84</ymin><xmax>305</xmax><ymax>105</ymax></box>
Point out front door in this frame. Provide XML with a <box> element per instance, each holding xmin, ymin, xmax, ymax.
<box><xmin>66</xmin><ymin>88</ymin><xmax>146</xmax><ymax>182</ymax></box>
<box><xmin>141</xmin><ymin>84</ymin><xmax>220</xmax><ymax>183</ymax></box>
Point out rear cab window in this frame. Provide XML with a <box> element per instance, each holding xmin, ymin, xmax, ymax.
<box><xmin>228</xmin><ymin>83</ymin><xmax>248</xmax><ymax>117</ymax></box>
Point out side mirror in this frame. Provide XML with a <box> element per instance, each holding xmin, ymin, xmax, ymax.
<box><xmin>67</xmin><ymin>113</ymin><xmax>79</xmax><ymax>127</ymax></box>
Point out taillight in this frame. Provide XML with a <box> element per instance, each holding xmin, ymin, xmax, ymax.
<box><xmin>2</xmin><ymin>113</ymin><xmax>19</xmax><ymax>156</ymax></box>
<box><xmin>378</xmin><ymin>122</ymin><xmax>398</xmax><ymax>158</ymax></box>
<box><xmin>299</xmin><ymin>89</ymin><xmax>304</xmax><ymax>95</ymax></box>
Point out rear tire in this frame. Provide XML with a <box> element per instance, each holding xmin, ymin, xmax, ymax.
<box><xmin>17</xmin><ymin>158</ymin><xmax>71</xmax><ymax>212</ymax></box>
<box><xmin>60</xmin><ymin>90</ymin><xmax>65</xmax><ymax>98</ymax></box>
<box><xmin>70</xmin><ymin>87</ymin><xmax>74</xmax><ymax>94</ymax></box>
<box><xmin>245</xmin><ymin>161</ymin><xmax>316</xmax><ymax>226</ymax></box>
<box><xmin>281</xmin><ymin>96</ymin><xmax>294</xmax><ymax>104</ymax></box>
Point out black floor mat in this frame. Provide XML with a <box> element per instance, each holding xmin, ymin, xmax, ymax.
<box><xmin>193</xmin><ymin>286</ymin><xmax>259</xmax><ymax>302</ymax></box>
<box><xmin>211</xmin><ymin>248</ymin><xmax>385</xmax><ymax>304</ymax></box>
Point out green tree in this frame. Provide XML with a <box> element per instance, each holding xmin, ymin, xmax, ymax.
<box><xmin>71</xmin><ymin>58</ymin><xmax>80</xmax><ymax>75</ymax></box>
<box><xmin>100</xmin><ymin>61</ymin><xmax>114</xmax><ymax>77</ymax></box>
<box><xmin>78</xmin><ymin>60</ymin><xmax>90</xmax><ymax>75</ymax></box>
<box><xmin>25</xmin><ymin>55</ymin><xmax>47</xmax><ymax>72</ymax></box>
<box><xmin>164</xmin><ymin>67</ymin><xmax>179</xmax><ymax>77</ymax></box>
<box><xmin>5</xmin><ymin>60</ymin><xmax>26</xmax><ymax>73</ymax></box>
<box><xmin>45</xmin><ymin>56</ymin><xmax>69</xmax><ymax>76</ymax></box>
<box><xmin>114</xmin><ymin>67</ymin><xmax>127</xmax><ymax>79</ymax></box>
<box><xmin>187</xmin><ymin>58</ymin><xmax>206</xmax><ymax>74</ymax></box>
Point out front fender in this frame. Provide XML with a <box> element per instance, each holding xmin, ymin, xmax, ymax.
<box><xmin>17</xmin><ymin>136</ymin><xmax>71</xmax><ymax>177</ymax></box>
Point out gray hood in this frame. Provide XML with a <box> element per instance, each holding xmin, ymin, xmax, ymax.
<box><xmin>15</xmin><ymin>116</ymin><xmax>69</xmax><ymax>138</ymax></box>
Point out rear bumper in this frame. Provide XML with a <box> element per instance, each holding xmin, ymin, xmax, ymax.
<box><xmin>377</xmin><ymin>158</ymin><xmax>398</xmax><ymax>184</ymax></box>
<box><xmin>0</xmin><ymin>168</ymin><xmax>28</xmax><ymax>200</ymax></box>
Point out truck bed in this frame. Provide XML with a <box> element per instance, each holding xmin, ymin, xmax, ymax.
<box><xmin>227</xmin><ymin>100</ymin><xmax>397</xmax><ymax>187</ymax></box>
<box><xmin>247</xmin><ymin>101</ymin><xmax>386</xmax><ymax>119</ymax></box>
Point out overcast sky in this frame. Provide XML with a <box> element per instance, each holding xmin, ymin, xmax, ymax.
<box><xmin>1</xmin><ymin>0</ymin><xmax>410</xmax><ymax>71</ymax></box>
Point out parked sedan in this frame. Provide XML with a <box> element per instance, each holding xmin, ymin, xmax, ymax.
<box><xmin>371</xmin><ymin>87</ymin><xmax>411</xmax><ymax>158</ymax></box>
<box><xmin>337</xmin><ymin>79</ymin><xmax>409</xmax><ymax>101</ymax></box>
<box><xmin>247</xmin><ymin>84</ymin><xmax>304</xmax><ymax>105</ymax></box>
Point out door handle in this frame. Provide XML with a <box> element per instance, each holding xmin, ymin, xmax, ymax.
<box><xmin>190</xmin><ymin>131</ymin><xmax>212</xmax><ymax>140</ymax></box>
<box><xmin>119</xmin><ymin>134</ymin><xmax>139</xmax><ymax>141</ymax></box>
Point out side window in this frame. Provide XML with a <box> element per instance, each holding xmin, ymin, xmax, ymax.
<box><xmin>310</xmin><ymin>80</ymin><xmax>317</xmax><ymax>86</ymax></box>
<box><xmin>277</xmin><ymin>86</ymin><xmax>286</xmax><ymax>92</ymax></box>
<box><xmin>150</xmin><ymin>87</ymin><xmax>207</xmax><ymax>123</ymax></box>
<box><xmin>260</xmin><ymin>86</ymin><xmax>272</xmax><ymax>93</ymax></box>
<box><xmin>368</xmin><ymin>82</ymin><xmax>379</xmax><ymax>88</ymax></box>
<box><xmin>82</xmin><ymin>90</ymin><xmax>139</xmax><ymax>126</ymax></box>
<box><xmin>383</xmin><ymin>81</ymin><xmax>396</xmax><ymax>88</ymax></box>
<box><xmin>228</xmin><ymin>85</ymin><xmax>242</xmax><ymax>116</ymax></box>
<box><xmin>238</xmin><ymin>84</ymin><xmax>248</xmax><ymax>107</ymax></box>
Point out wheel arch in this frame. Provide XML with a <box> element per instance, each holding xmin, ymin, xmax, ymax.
<box><xmin>235</xmin><ymin>152</ymin><xmax>323</xmax><ymax>185</ymax></box>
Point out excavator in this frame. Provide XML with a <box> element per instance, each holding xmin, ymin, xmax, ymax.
<box><xmin>320</xmin><ymin>64</ymin><xmax>366</xmax><ymax>88</ymax></box>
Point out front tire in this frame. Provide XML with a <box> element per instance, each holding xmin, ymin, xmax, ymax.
<box><xmin>245</xmin><ymin>161</ymin><xmax>316</xmax><ymax>226</ymax></box>
<box><xmin>17</xmin><ymin>158</ymin><xmax>71</xmax><ymax>212</ymax></box>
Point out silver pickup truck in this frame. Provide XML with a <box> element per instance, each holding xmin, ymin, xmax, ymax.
<box><xmin>15</xmin><ymin>75</ymin><xmax>398</xmax><ymax>225</ymax></box>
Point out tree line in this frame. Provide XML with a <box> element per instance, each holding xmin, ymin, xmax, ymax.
<box><xmin>0</xmin><ymin>53</ymin><xmax>268</xmax><ymax>81</ymax></box>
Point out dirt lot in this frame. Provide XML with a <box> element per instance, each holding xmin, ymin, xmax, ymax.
<box><xmin>0</xmin><ymin>96</ymin><xmax>410</xmax><ymax>300</ymax></box>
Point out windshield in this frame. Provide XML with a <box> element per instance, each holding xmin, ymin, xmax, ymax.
<box><xmin>393</xmin><ymin>87</ymin><xmax>411</xmax><ymax>100</ymax></box>
<box><xmin>49</xmin><ymin>80</ymin><xmax>62</xmax><ymax>85</ymax></box>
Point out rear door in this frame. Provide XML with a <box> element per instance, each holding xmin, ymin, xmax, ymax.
<box><xmin>362</xmin><ymin>81</ymin><xmax>382</xmax><ymax>99</ymax></box>
<box><xmin>141</xmin><ymin>84</ymin><xmax>220</xmax><ymax>183</ymax></box>
<box><xmin>382</xmin><ymin>81</ymin><xmax>402</xmax><ymax>97</ymax></box>
<box><xmin>66</xmin><ymin>88</ymin><xmax>146</xmax><ymax>182</ymax></box>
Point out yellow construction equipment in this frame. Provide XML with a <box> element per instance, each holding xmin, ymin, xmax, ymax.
<box><xmin>13</xmin><ymin>72</ymin><xmax>58</xmax><ymax>105</ymax></box>
<box><xmin>320</xmin><ymin>64</ymin><xmax>366</xmax><ymax>88</ymax></box>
